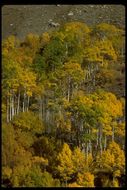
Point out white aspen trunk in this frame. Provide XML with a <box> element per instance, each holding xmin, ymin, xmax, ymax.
<box><xmin>26</xmin><ymin>96</ymin><xmax>30</xmax><ymax>112</ymax></box>
<box><xmin>24</xmin><ymin>91</ymin><xmax>27</xmax><ymax>112</ymax></box>
<box><xmin>82</xmin><ymin>143</ymin><xmax>85</xmax><ymax>154</ymax></box>
<box><xmin>96</xmin><ymin>129</ymin><xmax>99</xmax><ymax>148</ymax></box>
<box><xmin>6</xmin><ymin>96</ymin><xmax>9</xmax><ymax>123</ymax></box>
<box><xmin>71</xmin><ymin>83</ymin><xmax>74</xmax><ymax>99</ymax></box>
<box><xmin>89</xmin><ymin>64</ymin><xmax>91</xmax><ymax>75</ymax></box>
<box><xmin>9</xmin><ymin>93</ymin><xmax>12</xmax><ymax>121</ymax></box>
<box><xmin>121</xmin><ymin>46</ymin><xmax>123</xmax><ymax>57</ymax></box>
<box><xmin>99</xmin><ymin>126</ymin><xmax>103</xmax><ymax>155</ymax></box>
<box><xmin>48</xmin><ymin>110</ymin><xmax>52</xmax><ymax>133</ymax></box>
<box><xmin>88</xmin><ymin>65</ymin><xmax>90</xmax><ymax>78</ymax></box>
<box><xmin>15</xmin><ymin>107</ymin><xmax>17</xmax><ymax>115</ymax></box>
<box><xmin>89</xmin><ymin>140</ymin><xmax>92</xmax><ymax>154</ymax></box>
<box><xmin>96</xmin><ymin>64</ymin><xmax>99</xmax><ymax>71</ymax></box>
<box><xmin>80</xmin><ymin>120</ymin><xmax>83</xmax><ymax>132</ymax></box>
<box><xmin>102</xmin><ymin>59</ymin><xmax>104</xmax><ymax>66</ymax></box>
<box><xmin>65</xmin><ymin>179</ymin><xmax>67</xmax><ymax>187</ymax></box>
<box><xmin>46</xmin><ymin>109</ymin><xmax>50</xmax><ymax>130</ymax></box>
<box><xmin>100</xmin><ymin>142</ymin><xmax>102</xmax><ymax>155</ymax></box>
<box><xmin>14</xmin><ymin>95</ymin><xmax>17</xmax><ymax>116</ymax></box>
<box><xmin>104</xmin><ymin>135</ymin><xmax>107</xmax><ymax>151</ymax></box>
<box><xmin>23</xmin><ymin>92</ymin><xmax>26</xmax><ymax>112</ymax></box>
<box><xmin>65</xmin><ymin>43</ymin><xmax>68</xmax><ymax>56</ymax></box>
<box><xmin>39</xmin><ymin>98</ymin><xmax>42</xmax><ymax>120</ymax></box>
<box><xmin>86</xmin><ymin>143</ymin><xmax>88</xmax><ymax>165</ymax></box>
<box><xmin>38</xmin><ymin>98</ymin><xmax>40</xmax><ymax>118</ymax></box>
<box><xmin>42</xmin><ymin>98</ymin><xmax>45</xmax><ymax>119</ymax></box>
<box><xmin>93</xmin><ymin>74</ymin><xmax>95</xmax><ymax>86</ymax></box>
<box><xmin>44</xmin><ymin>97</ymin><xmax>47</xmax><ymax>123</ymax></box>
<box><xmin>12</xmin><ymin>94</ymin><xmax>14</xmax><ymax>118</ymax></box>
<box><xmin>85</xmin><ymin>71</ymin><xmax>87</xmax><ymax>80</ymax></box>
<box><xmin>14</xmin><ymin>94</ymin><xmax>16</xmax><ymax>116</ymax></box>
<box><xmin>50</xmin><ymin>110</ymin><xmax>53</xmax><ymax>126</ymax></box>
<box><xmin>90</xmin><ymin>142</ymin><xmax>92</xmax><ymax>155</ymax></box>
<box><xmin>91</xmin><ymin>64</ymin><xmax>94</xmax><ymax>73</ymax></box>
<box><xmin>17</xmin><ymin>91</ymin><xmax>20</xmax><ymax>114</ymax></box>
<box><xmin>67</xmin><ymin>76</ymin><xmax>71</xmax><ymax>102</ymax></box>
<box><xmin>23</xmin><ymin>102</ymin><xmax>25</xmax><ymax>112</ymax></box>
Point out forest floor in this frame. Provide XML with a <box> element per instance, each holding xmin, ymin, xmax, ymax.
<box><xmin>2</xmin><ymin>4</ymin><xmax>125</xmax><ymax>40</ymax></box>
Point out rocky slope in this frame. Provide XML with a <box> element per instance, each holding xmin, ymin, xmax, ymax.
<box><xmin>2</xmin><ymin>5</ymin><xmax>125</xmax><ymax>40</ymax></box>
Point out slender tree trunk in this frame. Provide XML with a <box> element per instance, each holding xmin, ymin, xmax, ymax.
<box><xmin>9</xmin><ymin>94</ymin><xmax>12</xmax><ymax>121</ymax></box>
<box><xmin>96</xmin><ymin>64</ymin><xmax>98</xmax><ymax>71</ymax></box>
<box><xmin>99</xmin><ymin>125</ymin><xmax>103</xmax><ymax>155</ymax></box>
<box><xmin>67</xmin><ymin>76</ymin><xmax>71</xmax><ymax>102</ymax></box>
<box><xmin>12</xmin><ymin>93</ymin><xmax>14</xmax><ymax>118</ymax></box>
<box><xmin>88</xmin><ymin>65</ymin><xmax>90</xmax><ymax>78</ymax></box>
<box><xmin>23</xmin><ymin>92</ymin><xmax>26</xmax><ymax>112</ymax></box>
<box><xmin>89</xmin><ymin>140</ymin><xmax>92</xmax><ymax>154</ymax></box>
<box><xmin>112</xmin><ymin>125</ymin><xmax>114</xmax><ymax>141</ymax></box>
<box><xmin>15</xmin><ymin>107</ymin><xmax>17</xmax><ymax>115</ymax></box>
<box><xmin>93</xmin><ymin>74</ymin><xmax>95</xmax><ymax>86</ymax></box>
<box><xmin>76</xmin><ymin>127</ymin><xmax>79</xmax><ymax>147</ymax></box>
<box><xmin>42</xmin><ymin>98</ymin><xmax>44</xmax><ymax>118</ymax></box>
<box><xmin>86</xmin><ymin>142</ymin><xmax>88</xmax><ymax>164</ymax></box>
<box><xmin>80</xmin><ymin>120</ymin><xmax>83</xmax><ymax>132</ymax></box>
<box><xmin>17</xmin><ymin>91</ymin><xmax>20</xmax><ymax>114</ymax></box>
<box><xmin>14</xmin><ymin>95</ymin><xmax>16</xmax><ymax>115</ymax></box>
<box><xmin>104</xmin><ymin>135</ymin><xmax>107</xmax><ymax>151</ymax></box>
<box><xmin>14</xmin><ymin>95</ymin><xmax>17</xmax><ymax>115</ymax></box>
<box><xmin>96</xmin><ymin>129</ymin><xmax>99</xmax><ymax>148</ymax></box>
<box><xmin>65</xmin><ymin>179</ymin><xmax>67</xmax><ymax>187</ymax></box>
<box><xmin>82</xmin><ymin>143</ymin><xmax>85</xmax><ymax>154</ymax></box>
<box><xmin>6</xmin><ymin>96</ymin><xmax>9</xmax><ymax>123</ymax></box>
<box><xmin>46</xmin><ymin>109</ymin><xmax>50</xmax><ymax>133</ymax></box>
<box><xmin>44</xmin><ymin>96</ymin><xmax>47</xmax><ymax>123</ymax></box>
<box><xmin>22</xmin><ymin>101</ymin><xmax>24</xmax><ymax>112</ymax></box>
<box><xmin>26</xmin><ymin>96</ymin><xmax>30</xmax><ymax>112</ymax></box>
<box><xmin>39</xmin><ymin>97</ymin><xmax>42</xmax><ymax>120</ymax></box>
<box><xmin>121</xmin><ymin>46</ymin><xmax>123</xmax><ymax>57</ymax></box>
<box><xmin>100</xmin><ymin>142</ymin><xmax>102</xmax><ymax>155</ymax></box>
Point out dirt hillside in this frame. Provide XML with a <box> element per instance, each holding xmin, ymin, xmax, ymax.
<box><xmin>2</xmin><ymin>5</ymin><xmax>125</xmax><ymax>40</ymax></box>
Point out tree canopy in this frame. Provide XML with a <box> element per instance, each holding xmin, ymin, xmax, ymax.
<box><xmin>2</xmin><ymin>21</ymin><xmax>125</xmax><ymax>187</ymax></box>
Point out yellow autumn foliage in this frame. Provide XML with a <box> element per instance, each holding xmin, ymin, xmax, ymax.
<box><xmin>96</xmin><ymin>150</ymin><xmax>115</xmax><ymax>171</ymax></box>
<box><xmin>2</xmin><ymin>166</ymin><xmax>12</xmax><ymax>179</ymax></box>
<box><xmin>31</xmin><ymin>156</ymin><xmax>48</xmax><ymax>165</ymax></box>
<box><xmin>108</xmin><ymin>141</ymin><xmax>125</xmax><ymax>171</ymax></box>
<box><xmin>40</xmin><ymin>32</ymin><xmax>51</xmax><ymax>45</ymax></box>
<box><xmin>57</xmin><ymin>143</ymin><xmax>74</xmax><ymax>181</ymax></box>
<box><xmin>72</xmin><ymin>147</ymin><xmax>86</xmax><ymax>172</ymax></box>
<box><xmin>68</xmin><ymin>182</ymin><xmax>83</xmax><ymax>187</ymax></box>
<box><xmin>77</xmin><ymin>172</ymin><xmax>94</xmax><ymax>187</ymax></box>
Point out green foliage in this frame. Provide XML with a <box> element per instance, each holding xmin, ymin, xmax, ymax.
<box><xmin>12</xmin><ymin>111</ymin><xmax>44</xmax><ymax>134</ymax></box>
<box><xmin>2</xmin><ymin>123</ymin><xmax>16</xmax><ymax>167</ymax></box>
<box><xmin>42</xmin><ymin>37</ymin><xmax>67</xmax><ymax>72</ymax></box>
<box><xmin>21</xmin><ymin>166</ymin><xmax>59</xmax><ymax>187</ymax></box>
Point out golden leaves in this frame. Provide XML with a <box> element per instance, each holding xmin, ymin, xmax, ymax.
<box><xmin>2</xmin><ymin>167</ymin><xmax>12</xmax><ymax>179</ymax></box>
<box><xmin>31</xmin><ymin>156</ymin><xmax>48</xmax><ymax>165</ymax></box>
<box><xmin>57</xmin><ymin>143</ymin><xmax>74</xmax><ymax>180</ymax></box>
<box><xmin>77</xmin><ymin>172</ymin><xmax>94</xmax><ymax>187</ymax></box>
<box><xmin>68</xmin><ymin>182</ymin><xmax>82</xmax><ymax>187</ymax></box>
